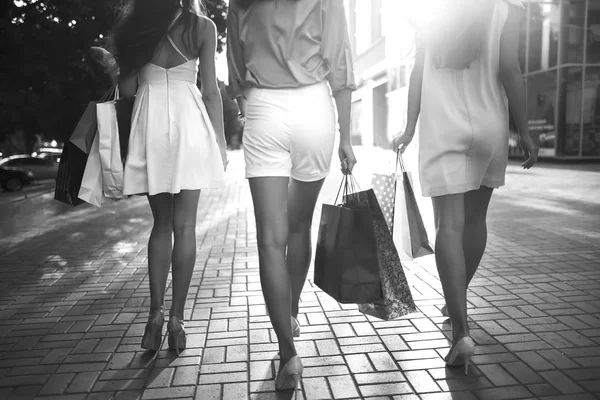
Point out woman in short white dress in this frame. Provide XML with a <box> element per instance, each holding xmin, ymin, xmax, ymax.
<box><xmin>226</xmin><ymin>0</ymin><xmax>357</xmax><ymax>394</ymax></box>
<box><xmin>111</xmin><ymin>0</ymin><xmax>227</xmax><ymax>353</ymax></box>
<box><xmin>394</xmin><ymin>0</ymin><xmax>539</xmax><ymax>373</ymax></box>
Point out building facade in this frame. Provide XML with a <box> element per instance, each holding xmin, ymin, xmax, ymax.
<box><xmin>345</xmin><ymin>0</ymin><xmax>600</xmax><ymax>160</ymax></box>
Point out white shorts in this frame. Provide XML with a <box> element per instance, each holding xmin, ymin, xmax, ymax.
<box><xmin>242</xmin><ymin>81</ymin><xmax>337</xmax><ymax>182</ymax></box>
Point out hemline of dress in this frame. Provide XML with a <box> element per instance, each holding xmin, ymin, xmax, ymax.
<box><xmin>123</xmin><ymin>182</ymin><xmax>226</xmax><ymax>197</ymax></box>
<box><xmin>421</xmin><ymin>179</ymin><xmax>505</xmax><ymax>198</ymax></box>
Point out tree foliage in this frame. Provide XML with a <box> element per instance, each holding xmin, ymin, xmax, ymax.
<box><xmin>0</xmin><ymin>0</ymin><xmax>228</xmax><ymax>148</ymax></box>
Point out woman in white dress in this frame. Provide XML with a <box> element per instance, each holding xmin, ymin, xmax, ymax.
<box><xmin>393</xmin><ymin>0</ymin><xmax>539</xmax><ymax>373</ymax></box>
<box><xmin>111</xmin><ymin>0</ymin><xmax>227</xmax><ymax>353</ymax></box>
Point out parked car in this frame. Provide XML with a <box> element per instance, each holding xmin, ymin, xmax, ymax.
<box><xmin>0</xmin><ymin>154</ymin><xmax>59</xmax><ymax>181</ymax></box>
<box><xmin>36</xmin><ymin>147</ymin><xmax>63</xmax><ymax>163</ymax></box>
<box><xmin>0</xmin><ymin>166</ymin><xmax>34</xmax><ymax>192</ymax></box>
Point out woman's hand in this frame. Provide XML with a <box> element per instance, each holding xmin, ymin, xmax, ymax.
<box><xmin>338</xmin><ymin>140</ymin><xmax>357</xmax><ymax>175</ymax></box>
<box><xmin>519</xmin><ymin>131</ymin><xmax>539</xmax><ymax>169</ymax></box>
<box><xmin>392</xmin><ymin>127</ymin><xmax>415</xmax><ymax>153</ymax></box>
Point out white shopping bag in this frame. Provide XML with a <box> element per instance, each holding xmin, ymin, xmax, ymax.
<box><xmin>96</xmin><ymin>95</ymin><xmax>124</xmax><ymax>200</ymax></box>
<box><xmin>78</xmin><ymin>131</ymin><xmax>108</xmax><ymax>207</ymax></box>
<box><xmin>391</xmin><ymin>156</ymin><xmax>436</xmax><ymax>260</ymax></box>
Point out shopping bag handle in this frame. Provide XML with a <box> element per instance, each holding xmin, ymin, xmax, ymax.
<box><xmin>396</xmin><ymin>150</ymin><xmax>406</xmax><ymax>174</ymax></box>
<box><xmin>334</xmin><ymin>172</ymin><xmax>362</xmax><ymax>205</ymax></box>
<box><xmin>98</xmin><ymin>85</ymin><xmax>120</xmax><ymax>102</ymax></box>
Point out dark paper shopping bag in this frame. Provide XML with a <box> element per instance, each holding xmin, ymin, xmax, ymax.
<box><xmin>357</xmin><ymin>189</ymin><xmax>418</xmax><ymax>320</ymax></box>
<box><xmin>54</xmin><ymin>142</ymin><xmax>88</xmax><ymax>206</ymax></box>
<box><xmin>314</xmin><ymin>177</ymin><xmax>381</xmax><ymax>304</ymax></box>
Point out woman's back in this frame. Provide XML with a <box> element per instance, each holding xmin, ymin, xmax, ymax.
<box><xmin>149</xmin><ymin>16</ymin><xmax>205</xmax><ymax>70</ymax></box>
<box><xmin>420</xmin><ymin>0</ymin><xmax>520</xmax><ymax>136</ymax></box>
<box><xmin>123</xmin><ymin>12</ymin><xmax>225</xmax><ymax>196</ymax></box>
<box><xmin>227</xmin><ymin>0</ymin><xmax>354</xmax><ymax>97</ymax></box>
<box><xmin>418</xmin><ymin>0</ymin><xmax>524</xmax><ymax>197</ymax></box>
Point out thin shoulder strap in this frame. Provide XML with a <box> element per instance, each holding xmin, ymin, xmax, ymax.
<box><xmin>166</xmin><ymin>8</ymin><xmax>189</xmax><ymax>62</ymax></box>
<box><xmin>168</xmin><ymin>8</ymin><xmax>183</xmax><ymax>30</ymax></box>
<box><xmin>167</xmin><ymin>34</ymin><xmax>189</xmax><ymax>61</ymax></box>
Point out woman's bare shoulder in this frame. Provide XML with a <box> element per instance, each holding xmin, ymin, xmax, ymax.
<box><xmin>194</xmin><ymin>15</ymin><xmax>216</xmax><ymax>45</ymax></box>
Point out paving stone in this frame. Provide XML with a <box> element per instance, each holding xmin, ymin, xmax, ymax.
<box><xmin>141</xmin><ymin>386</ymin><xmax>195</xmax><ymax>399</ymax></box>
<box><xmin>66</xmin><ymin>371</ymin><xmax>101</xmax><ymax>393</ymax></box>
<box><xmin>540</xmin><ymin>370</ymin><xmax>586</xmax><ymax>394</ymax></box>
<box><xmin>38</xmin><ymin>373</ymin><xmax>75</xmax><ymax>395</ymax></box>
<box><xmin>0</xmin><ymin>151</ymin><xmax>599</xmax><ymax>400</ymax></box>
<box><xmin>302</xmin><ymin>376</ymin><xmax>331</xmax><ymax>399</ymax></box>
<box><xmin>359</xmin><ymin>382</ymin><xmax>413</xmax><ymax>397</ymax></box>
<box><xmin>478</xmin><ymin>364</ymin><xmax>519</xmax><ymax>386</ymax></box>
<box><xmin>404</xmin><ymin>370</ymin><xmax>441</xmax><ymax>393</ymax></box>
<box><xmin>328</xmin><ymin>375</ymin><xmax>360</xmax><ymax>399</ymax></box>
<box><xmin>474</xmin><ymin>385</ymin><xmax>533</xmax><ymax>400</ymax></box>
<box><xmin>145</xmin><ymin>368</ymin><xmax>174</xmax><ymax>389</ymax></box>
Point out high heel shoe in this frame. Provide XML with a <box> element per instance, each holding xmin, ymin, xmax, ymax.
<box><xmin>441</xmin><ymin>304</ymin><xmax>449</xmax><ymax>317</ymax></box>
<box><xmin>167</xmin><ymin>316</ymin><xmax>186</xmax><ymax>355</ymax></box>
<box><xmin>445</xmin><ymin>336</ymin><xmax>475</xmax><ymax>375</ymax></box>
<box><xmin>292</xmin><ymin>317</ymin><xmax>300</xmax><ymax>338</ymax></box>
<box><xmin>275</xmin><ymin>356</ymin><xmax>303</xmax><ymax>398</ymax></box>
<box><xmin>141</xmin><ymin>310</ymin><xmax>164</xmax><ymax>351</ymax></box>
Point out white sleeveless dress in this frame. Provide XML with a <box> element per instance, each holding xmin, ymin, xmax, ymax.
<box><xmin>418</xmin><ymin>0</ymin><xmax>524</xmax><ymax>197</ymax></box>
<box><xmin>123</xmin><ymin>35</ymin><xmax>225</xmax><ymax>196</ymax></box>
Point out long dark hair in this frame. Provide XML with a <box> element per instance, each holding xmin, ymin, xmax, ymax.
<box><xmin>110</xmin><ymin>0</ymin><xmax>205</xmax><ymax>76</ymax></box>
<box><xmin>425</xmin><ymin>0</ymin><xmax>494</xmax><ymax>69</ymax></box>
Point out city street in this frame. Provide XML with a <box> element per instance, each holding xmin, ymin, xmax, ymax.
<box><xmin>0</xmin><ymin>147</ymin><xmax>599</xmax><ymax>400</ymax></box>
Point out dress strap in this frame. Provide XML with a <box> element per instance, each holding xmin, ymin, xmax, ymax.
<box><xmin>167</xmin><ymin>34</ymin><xmax>189</xmax><ymax>62</ymax></box>
<box><xmin>168</xmin><ymin>8</ymin><xmax>183</xmax><ymax>30</ymax></box>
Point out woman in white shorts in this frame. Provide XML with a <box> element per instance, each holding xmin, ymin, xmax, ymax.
<box><xmin>226</xmin><ymin>0</ymin><xmax>357</xmax><ymax>394</ymax></box>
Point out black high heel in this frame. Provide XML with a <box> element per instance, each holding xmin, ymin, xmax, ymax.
<box><xmin>141</xmin><ymin>310</ymin><xmax>164</xmax><ymax>352</ymax></box>
<box><xmin>167</xmin><ymin>316</ymin><xmax>186</xmax><ymax>355</ymax></box>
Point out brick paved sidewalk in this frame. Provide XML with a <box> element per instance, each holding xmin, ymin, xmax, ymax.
<box><xmin>0</xmin><ymin>148</ymin><xmax>599</xmax><ymax>400</ymax></box>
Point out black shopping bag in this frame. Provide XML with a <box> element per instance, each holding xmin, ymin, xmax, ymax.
<box><xmin>358</xmin><ymin>189</ymin><xmax>418</xmax><ymax>320</ymax></box>
<box><xmin>54</xmin><ymin>141</ymin><xmax>88</xmax><ymax>206</ymax></box>
<box><xmin>314</xmin><ymin>176</ymin><xmax>381</xmax><ymax>304</ymax></box>
<box><xmin>115</xmin><ymin>96</ymin><xmax>134</xmax><ymax>165</ymax></box>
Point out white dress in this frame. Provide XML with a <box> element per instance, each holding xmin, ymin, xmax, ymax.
<box><xmin>418</xmin><ymin>0</ymin><xmax>524</xmax><ymax>197</ymax></box>
<box><xmin>123</xmin><ymin>35</ymin><xmax>225</xmax><ymax>196</ymax></box>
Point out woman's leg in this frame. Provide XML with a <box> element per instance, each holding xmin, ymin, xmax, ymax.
<box><xmin>463</xmin><ymin>186</ymin><xmax>494</xmax><ymax>286</ymax></box>
<box><xmin>287</xmin><ymin>178</ymin><xmax>326</xmax><ymax>318</ymax></box>
<box><xmin>146</xmin><ymin>193</ymin><xmax>174</xmax><ymax>313</ymax></box>
<box><xmin>431</xmin><ymin>193</ymin><xmax>469</xmax><ymax>342</ymax></box>
<box><xmin>248</xmin><ymin>177</ymin><xmax>296</xmax><ymax>369</ymax></box>
<box><xmin>170</xmin><ymin>190</ymin><xmax>201</xmax><ymax>320</ymax></box>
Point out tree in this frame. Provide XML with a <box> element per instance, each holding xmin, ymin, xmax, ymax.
<box><xmin>0</xmin><ymin>0</ymin><xmax>228</xmax><ymax>154</ymax></box>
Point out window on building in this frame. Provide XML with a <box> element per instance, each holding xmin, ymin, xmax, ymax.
<box><xmin>527</xmin><ymin>1</ymin><xmax>560</xmax><ymax>72</ymax></box>
<box><xmin>526</xmin><ymin>71</ymin><xmax>558</xmax><ymax>155</ymax></box>
<box><xmin>565</xmin><ymin>0</ymin><xmax>587</xmax><ymax>64</ymax></box>
<box><xmin>586</xmin><ymin>1</ymin><xmax>600</xmax><ymax>63</ymax></box>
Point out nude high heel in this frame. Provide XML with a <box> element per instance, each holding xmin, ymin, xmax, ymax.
<box><xmin>441</xmin><ymin>304</ymin><xmax>449</xmax><ymax>317</ymax></box>
<box><xmin>167</xmin><ymin>316</ymin><xmax>186</xmax><ymax>356</ymax></box>
<box><xmin>275</xmin><ymin>356</ymin><xmax>303</xmax><ymax>399</ymax></box>
<box><xmin>141</xmin><ymin>309</ymin><xmax>165</xmax><ymax>352</ymax></box>
<box><xmin>445</xmin><ymin>336</ymin><xmax>475</xmax><ymax>375</ymax></box>
<box><xmin>292</xmin><ymin>316</ymin><xmax>300</xmax><ymax>338</ymax></box>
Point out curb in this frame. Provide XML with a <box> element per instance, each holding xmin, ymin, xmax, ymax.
<box><xmin>0</xmin><ymin>182</ymin><xmax>55</xmax><ymax>205</ymax></box>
